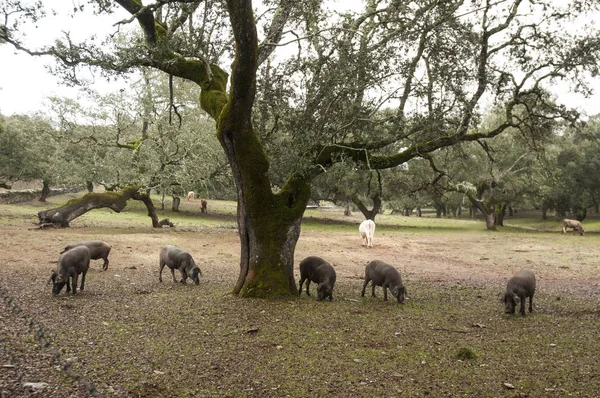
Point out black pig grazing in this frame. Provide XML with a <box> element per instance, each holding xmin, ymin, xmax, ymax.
<box><xmin>49</xmin><ymin>245</ymin><xmax>91</xmax><ymax>296</ymax></box>
<box><xmin>504</xmin><ymin>269</ymin><xmax>536</xmax><ymax>316</ymax></box>
<box><xmin>159</xmin><ymin>245</ymin><xmax>202</xmax><ymax>285</ymax></box>
<box><xmin>61</xmin><ymin>240</ymin><xmax>111</xmax><ymax>271</ymax></box>
<box><xmin>361</xmin><ymin>260</ymin><xmax>406</xmax><ymax>304</ymax></box>
<box><xmin>298</xmin><ymin>256</ymin><xmax>337</xmax><ymax>301</ymax></box>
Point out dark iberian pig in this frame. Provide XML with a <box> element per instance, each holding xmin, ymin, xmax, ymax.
<box><xmin>503</xmin><ymin>269</ymin><xmax>536</xmax><ymax>316</ymax></box>
<box><xmin>49</xmin><ymin>245</ymin><xmax>91</xmax><ymax>296</ymax></box>
<box><xmin>298</xmin><ymin>256</ymin><xmax>337</xmax><ymax>301</ymax></box>
<box><xmin>361</xmin><ymin>260</ymin><xmax>406</xmax><ymax>304</ymax></box>
<box><xmin>61</xmin><ymin>240</ymin><xmax>111</xmax><ymax>271</ymax></box>
<box><xmin>159</xmin><ymin>245</ymin><xmax>203</xmax><ymax>285</ymax></box>
<box><xmin>562</xmin><ymin>219</ymin><xmax>584</xmax><ymax>236</ymax></box>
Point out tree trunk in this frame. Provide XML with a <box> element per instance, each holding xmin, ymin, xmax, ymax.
<box><xmin>221</xmin><ymin>127</ymin><xmax>310</xmax><ymax>297</ymax></box>
<box><xmin>86</xmin><ymin>181</ymin><xmax>94</xmax><ymax>192</ymax></box>
<box><xmin>171</xmin><ymin>196</ymin><xmax>180</xmax><ymax>212</ymax></box>
<box><xmin>575</xmin><ymin>207</ymin><xmax>587</xmax><ymax>222</ymax></box>
<box><xmin>466</xmin><ymin>196</ymin><xmax>497</xmax><ymax>231</ymax></box>
<box><xmin>161</xmin><ymin>192</ymin><xmax>165</xmax><ymax>210</ymax></box>
<box><xmin>343</xmin><ymin>204</ymin><xmax>351</xmax><ymax>216</ymax></box>
<box><xmin>541</xmin><ymin>205</ymin><xmax>548</xmax><ymax>219</ymax></box>
<box><xmin>508</xmin><ymin>204</ymin><xmax>514</xmax><ymax>217</ymax></box>
<box><xmin>352</xmin><ymin>193</ymin><xmax>381</xmax><ymax>221</ymax></box>
<box><xmin>416</xmin><ymin>207</ymin><xmax>422</xmax><ymax>217</ymax></box>
<box><xmin>495</xmin><ymin>203</ymin><xmax>506</xmax><ymax>227</ymax></box>
<box><xmin>39</xmin><ymin>180</ymin><xmax>50</xmax><ymax>202</ymax></box>
<box><xmin>484</xmin><ymin>212</ymin><xmax>496</xmax><ymax>230</ymax></box>
<box><xmin>37</xmin><ymin>186</ymin><xmax>159</xmax><ymax>228</ymax></box>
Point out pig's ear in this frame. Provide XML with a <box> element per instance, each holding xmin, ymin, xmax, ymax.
<box><xmin>48</xmin><ymin>272</ymin><xmax>56</xmax><ymax>285</ymax></box>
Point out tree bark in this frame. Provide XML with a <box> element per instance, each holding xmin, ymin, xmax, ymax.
<box><xmin>86</xmin><ymin>181</ymin><xmax>94</xmax><ymax>192</ymax></box>
<box><xmin>37</xmin><ymin>186</ymin><xmax>159</xmax><ymax>228</ymax></box>
<box><xmin>484</xmin><ymin>212</ymin><xmax>496</xmax><ymax>230</ymax></box>
<box><xmin>39</xmin><ymin>179</ymin><xmax>50</xmax><ymax>202</ymax></box>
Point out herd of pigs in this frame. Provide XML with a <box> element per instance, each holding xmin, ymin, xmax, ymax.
<box><xmin>49</xmin><ymin>218</ymin><xmax>590</xmax><ymax>318</ymax></box>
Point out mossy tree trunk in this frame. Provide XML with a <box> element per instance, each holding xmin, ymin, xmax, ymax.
<box><xmin>219</xmin><ymin>0</ymin><xmax>309</xmax><ymax>297</ymax></box>
<box><xmin>37</xmin><ymin>186</ymin><xmax>159</xmax><ymax>228</ymax></box>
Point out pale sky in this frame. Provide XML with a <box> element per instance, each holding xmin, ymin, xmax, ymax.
<box><xmin>1</xmin><ymin>1</ymin><xmax>599</xmax><ymax>117</ymax></box>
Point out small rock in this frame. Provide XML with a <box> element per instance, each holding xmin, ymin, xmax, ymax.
<box><xmin>549</xmin><ymin>343</ymin><xmax>557</xmax><ymax>347</ymax></box>
<box><xmin>503</xmin><ymin>382</ymin><xmax>515</xmax><ymax>389</ymax></box>
<box><xmin>23</xmin><ymin>382</ymin><xmax>48</xmax><ymax>391</ymax></box>
<box><xmin>246</xmin><ymin>328</ymin><xmax>259</xmax><ymax>334</ymax></box>
<box><xmin>353</xmin><ymin>359</ymin><xmax>361</xmax><ymax>363</ymax></box>
<box><xmin>472</xmin><ymin>323</ymin><xmax>486</xmax><ymax>328</ymax></box>
<box><xmin>276</xmin><ymin>345</ymin><xmax>283</xmax><ymax>350</ymax></box>
<box><xmin>153</xmin><ymin>370</ymin><xmax>165</xmax><ymax>375</ymax></box>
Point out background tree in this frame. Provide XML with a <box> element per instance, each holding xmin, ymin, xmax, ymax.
<box><xmin>537</xmin><ymin>115</ymin><xmax>600</xmax><ymax>220</ymax></box>
<box><xmin>0</xmin><ymin>114</ymin><xmax>66</xmax><ymax>199</ymax></box>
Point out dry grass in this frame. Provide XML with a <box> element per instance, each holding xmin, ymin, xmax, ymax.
<box><xmin>1</xmin><ymin>194</ymin><xmax>600</xmax><ymax>397</ymax></box>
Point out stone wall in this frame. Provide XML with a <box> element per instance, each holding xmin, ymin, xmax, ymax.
<box><xmin>0</xmin><ymin>187</ymin><xmax>83</xmax><ymax>204</ymax></box>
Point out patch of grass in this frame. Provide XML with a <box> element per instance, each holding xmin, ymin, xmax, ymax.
<box><xmin>457</xmin><ymin>346</ymin><xmax>479</xmax><ymax>360</ymax></box>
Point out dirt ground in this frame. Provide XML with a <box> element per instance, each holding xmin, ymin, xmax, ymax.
<box><xmin>1</xmin><ymin>198</ymin><xmax>600</xmax><ymax>397</ymax></box>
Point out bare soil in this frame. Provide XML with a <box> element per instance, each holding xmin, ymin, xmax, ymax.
<box><xmin>1</xmin><ymin>196</ymin><xmax>600</xmax><ymax>397</ymax></box>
